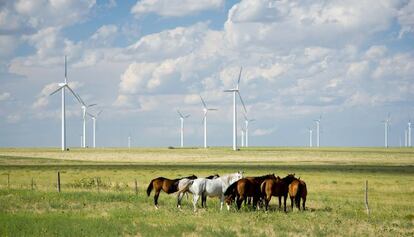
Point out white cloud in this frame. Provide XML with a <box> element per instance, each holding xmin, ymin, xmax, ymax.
<box><xmin>0</xmin><ymin>92</ymin><xmax>11</xmax><ymax>101</ymax></box>
<box><xmin>252</xmin><ymin>128</ymin><xmax>275</xmax><ymax>136</ymax></box>
<box><xmin>131</xmin><ymin>0</ymin><xmax>224</xmax><ymax>17</ymax></box>
<box><xmin>398</xmin><ymin>0</ymin><xmax>414</xmax><ymax>37</ymax></box>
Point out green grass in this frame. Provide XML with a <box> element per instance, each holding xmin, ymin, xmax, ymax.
<box><xmin>0</xmin><ymin>147</ymin><xmax>413</xmax><ymax>236</ymax></box>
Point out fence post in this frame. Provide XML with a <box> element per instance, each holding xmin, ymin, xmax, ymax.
<box><xmin>96</xmin><ymin>177</ymin><xmax>100</xmax><ymax>193</ymax></box>
<box><xmin>31</xmin><ymin>177</ymin><xmax>34</xmax><ymax>190</ymax></box>
<box><xmin>365</xmin><ymin>180</ymin><xmax>370</xmax><ymax>215</ymax></box>
<box><xmin>57</xmin><ymin>172</ymin><xmax>61</xmax><ymax>193</ymax></box>
<box><xmin>7</xmin><ymin>173</ymin><xmax>10</xmax><ymax>189</ymax></box>
<box><xmin>134</xmin><ymin>179</ymin><xmax>138</xmax><ymax>195</ymax></box>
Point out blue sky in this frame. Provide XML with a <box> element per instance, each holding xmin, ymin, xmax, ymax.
<box><xmin>0</xmin><ymin>0</ymin><xmax>413</xmax><ymax>148</ymax></box>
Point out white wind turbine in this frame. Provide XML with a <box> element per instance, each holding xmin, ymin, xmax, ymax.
<box><xmin>314</xmin><ymin>115</ymin><xmax>322</xmax><ymax>147</ymax></box>
<box><xmin>381</xmin><ymin>113</ymin><xmax>390</xmax><ymax>148</ymax></box>
<box><xmin>224</xmin><ymin>67</ymin><xmax>247</xmax><ymax>151</ymax></box>
<box><xmin>408</xmin><ymin>120</ymin><xmax>412</xmax><ymax>147</ymax></box>
<box><xmin>87</xmin><ymin>110</ymin><xmax>102</xmax><ymax>148</ymax></box>
<box><xmin>49</xmin><ymin>56</ymin><xmax>82</xmax><ymax>151</ymax></box>
<box><xmin>308</xmin><ymin>127</ymin><xmax>313</xmax><ymax>147</ymax></box>
<box><xmin>177</xmin><ymin>110</ymin><xmax>190</xmax><ymax>148</ymax></box>
<box><xmin>241</xmin><ymin>128</ymin><xmax>245</xmax><ymax>147</ymax></box>
<box><xmin>76</xmin><ymin>94</ymin><xmax>96</xmax><ymax>148</ymax></box>
<box><xmin>200</xmin><ymin>95</ymin><xmax>217</xmax><ymax>148</ymax></box>
<box><xmin>243</xmin><ymin>113</ymin><xmax>255</xmax><ymax>148</ymax></box>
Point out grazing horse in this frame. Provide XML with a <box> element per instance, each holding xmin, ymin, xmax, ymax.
<box><xmin>261</xmin><ymin>174</ymin><xmax>296</xmax><ymax>212</ymax></box>
<box><xmin>289</xmin><ymin>177</ymin><xmax>307</xmax><ymax>211</ymax></box>
<box><xmin>147</xmin><ymin>174</ymin><xmax>197</xmax><ymax>208</ymax></box>
<box><xmin>224</xmin><ymin>174</ymin><xmax>276</xmax><ymax>210</ymax></box>
<box><xmin>177</xmin><ymin>174</ymin><xmax>220</xmax><ymax>208</ymax></box>
<box><xmin>177</xmin><ymin>172</ymin><xmax>243</xmax><ymax>211</ymax></box>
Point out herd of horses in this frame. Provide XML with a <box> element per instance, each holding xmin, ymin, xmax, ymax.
<box><xmin>146</xmin><ymin>172</ymin><xmax>307</xmax><ymax>212</ymax></box>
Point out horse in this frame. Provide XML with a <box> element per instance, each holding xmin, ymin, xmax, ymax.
<box><xmin>224</xmin><ymin>174</ymin><xmax>276</xmax><ymax>210</ymax></box>
<box><xmin>146</xmin><ymin>174</ymin><xmax>197</xmax><ymax>208</ymax></box>
<box><xmin>288</xmin><ymin>177</ymin><xmax>307</xmax><ymax>211</ymax></box>
<box><xmin>261</xmin><ymin>174</ymin><xmax>296</xmax><ymax>212</ymax></box>
<box><xmin>177</xmin><ymin>171</ymin><xmax>243</xmax><ymax>211</ymax></box>
<box><xmin>177</xmin><ymin>174</ymin><xmax>220</xmax><ymax>208</ymax></box>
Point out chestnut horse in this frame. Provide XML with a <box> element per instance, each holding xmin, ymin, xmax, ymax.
<box><xmin>224</xmin><ymin>174</ymin><xmax>276</xmax><ymax>210</ymax></box>
<box><xmin>261</xmin><ymin>174</ymin><xmax>296</xmax><ymax>212</ymax></box>
<box><xmin>289</xmin><ymin>177</ymin><xmax>307</xmax><ymax>211</ymax></box>
<box><xmin>147</xmin><ymin>174</ymin><xmax>197</xmax><ymax>208</ymax></box>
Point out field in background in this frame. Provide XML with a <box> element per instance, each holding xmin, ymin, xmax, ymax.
<box><xmin>0</xmin><ymin>147</ymin><xmax>413</xmax><ymax>236</ymax></box>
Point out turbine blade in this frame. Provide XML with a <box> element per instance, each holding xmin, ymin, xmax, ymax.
<box><xmin>199</xmin><ymin>95</ymin><xmax>207</xmax><ymax>108</ymax></box>
<box><xmin>208</xmin><ymin>108</ymin><xmax>218</xmax><ymax>111</ymax></box>
<box><xmin>97</xmin><ymin>110</ymin><xmax>103</xmax><ymax>117</ymax></box>
<box><xmin>49</xmin><ymin>86</ymin><xmax>64</xmax><ymax>96</ymax></box>
<box><xmin>237</xmin><ymin>91</ymin><xmax>247</xmax><ymax>113</ymax></box>
<box><xmin>65</xmin><ymin>55</ymin><xmax>67</xmax><ymax>79</ymax></box>
<box><xmin>223</xmin><ymin>89</ymin><xmax>235</xmax><ymax>92</ymax></box>
<box><xmin>88</xmin><ymin>103</ymin><xmax>97</xmax><ymax>108</ymax></box>
<box><xmin>185</xmin><ymin>114</ymin><xmax>190</xmax><ymax>118</ymax></box>
<box><xmin>66</xmin><ymin>85</ymin><xmax>82</xmax><ymax>104</ymax></box>
<box><xmin>75</xmin><ymin>92</ymin><xmax>86</xmax><ymax>106</ymax></box>
<box><xmin>237</xmin><ymin>66</ymin><xmax>243</xmax><ymax>86</ymax></box>
<box><xmin>177</xmin><ymin>110</ymin><xmax>184</xmax><ymax>118</ymax></box>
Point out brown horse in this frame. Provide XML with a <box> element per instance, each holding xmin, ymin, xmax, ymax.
<box><xmin>289</xmin><ymin>178</ymin><xmax>307</xmax><ymax>211</ymax></box>
<box><xmin>261</xmin><ymin>174</ymin><xmax>296</xmax><ymax>212</ymax></box>
<box><xmin>147</xmin><ymin>175</ymin><xmax>197</xmax><ymax>208</ymax></box>
<box><xmin>224</xmin><ymin>174</ymin><xmax>276</xmax><ymax>210</ymax></box>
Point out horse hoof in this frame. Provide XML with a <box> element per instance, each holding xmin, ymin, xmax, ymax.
<box><xmin>177</xmin><ymin>205</ymin><xmax>181</xmax><ymax>209</ymax></box>
<box><xmin>154</xmin><ymin>205</ymin><xmax>159</xmax><ymax>210</ymax></box>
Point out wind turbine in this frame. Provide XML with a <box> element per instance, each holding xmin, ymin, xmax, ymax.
<box><xmin>177</xmin><ymin>110</ymin><xmax>190</xmax><ymax>148</ymax></box>
<box><xmin>381</xmin><ymin>114</ymin><xmax>390</xmax><ymax>148</ymax></box>
<box><xmin>87</xmin><ymin>110</ymin><xmax>102</xmax><ymax>148</ymax></box>
<box><xmin>224</xmin><ymin>67</ymin><xmax>247</xmax><ymax>151</ymax></box>
<box><xmin>243</xmin><ymin>113</ymin><xmax>255</xmax><ymax>148</ymax></box>
<box><xmin>405</xmin><ymin>129</ymin><xmax>408</xmax><ymax>147</ymax></box>
<box><xmin>408</xmin><ymin>120</ymin><xmax>412</xmax><ymax>147</ymax></box>
<box><xmin>308</xmin><ymin>127</ymin><xmax>313</xmax><ymax>147</ymax></box>
<box><xmin>314</xmin><ymin>115</ymin><xmax>322</xmax><ymax>147</ymax></box>
<box><xmin>49</xmin><ymin>56</ymin><xmax>82</xmax><ymax>151</ymax></box>
<box><xmin>76</xmin><ymin>94</ymin><xmax>97</xmax><ymax>148</ymax></box>
<box><xmin>241</xmin><ymin>129</ymin><xmax>245</xmax><ymax>147</ymax></box>
<box><xmin>200</xmin><ymin>95</ymin><xmax>217</xmax><ymax>148</ymax></box>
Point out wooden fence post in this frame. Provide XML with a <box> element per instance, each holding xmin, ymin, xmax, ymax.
<box><xmin>134</xmin><ymin>179</ymin><xmax>138</xmax><ymax>195</ymax></box>
<box><xmin>31</xmin><ymin>177</ymin><xmax>34</xmax><ymax>190</ymax></box>
<box><xmin>365</xmin><ymin>180</ymin><xmax>370</xmax><ymax>215</ymax></box>
<box><xmin>96</xmin><ymin>177</ymin><xmax>100</xmax><ymax>193</ymax></box>
<box><xmin>57</xmin><ymin>172</ymin><xmax>61</xmax><ymax>193</ymax></box>
<box><xmin>7</xmin><ymin>173</ymin><xmax>10</xmax><ymax>189</ymax></box>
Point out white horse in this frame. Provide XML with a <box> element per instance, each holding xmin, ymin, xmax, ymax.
<box><xmin>177</xmin><ymin>171</ymin><xmax>243</xmax><ymax>211</ymax></box>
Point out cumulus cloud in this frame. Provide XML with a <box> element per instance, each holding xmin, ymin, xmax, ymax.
<box><xmin>131</xmin><ymin>0</ymin><xmax>224</xmax><ymax>17</ymax></box>
<box><xmin>0</xmin><ymin>92</ymin><xmax>11</xmax><ymax>101</ymax></box>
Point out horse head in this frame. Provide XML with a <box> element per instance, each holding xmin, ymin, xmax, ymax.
<box><xmin>186</xmin><ymin>174</ymin><xmax>198</xmax><ymax>180</ymax></box>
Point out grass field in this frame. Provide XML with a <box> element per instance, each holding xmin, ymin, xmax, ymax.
<box><xmin>0</xmin><ymin>147</ymin><xmax>413</xmax><ymax>236</ymax></box>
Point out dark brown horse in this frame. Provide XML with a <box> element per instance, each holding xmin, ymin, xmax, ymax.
<box><xmin>289</xmin><ymin>177</ymin><xmax>307</xmax><ymax>211</ymax></box>
<box><xmin>224</xmin><ymin>174</ymin><xmax>276</xmax><ymax>210</ymax></box>
<box><xmin>261</xmin><ymin>174</ymin><xmax>296</xmax><ymax>212</ymax></box>
<box><xmin>147</xmin><ymin>175</ymin><xmax>197</xmax><ymax>208</ymax></box>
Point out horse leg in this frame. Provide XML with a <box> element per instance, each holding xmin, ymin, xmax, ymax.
<box><xmin>278</xmin><ymin>196</ymin><xmax>281</xmax><ymax>211</ymax></box>
<box><xmin>283</xmin><ymin>195</ymin><xmax>287</xmax><ymax>212</ymax></box>
<box><xmin>302</xmin><ymin>197</ymin><xmax>306</xmax><ymax>211</ymax></box>
<box><xmin>192</xmin><ymin>194</ymin><xmax>199</xmax><ymax>212</ymax></box>
<box><xmin>265</xmin><ymin>196</ymin><xmax>271</xmax><ymax>211</ymax></box>
<box><xmin>290</xmin><ymin>196</ymin><xmax>294</xmax><ymax>210</ymax></box>
<box><xmin>201</xmin><ymin>194</ymin><xmax>207</xmax><ymax>208</ymax></box>
<box><xmin>236</xmin><ymin>195</ymin><xmax>244</xmax><ymax>210</ymax></box>
<box><xmin>154</xmin><ymin>190</ymin><xmax>160</xmax><ymax>209</ymax></box>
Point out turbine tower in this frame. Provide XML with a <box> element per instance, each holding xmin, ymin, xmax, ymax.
<box><xmin>308</xmin><ymin>128</ymin><xmax>313</xmax><ymax>147</ymax></box>
<box><xmin>243</xmin><ymin>113</ymin><xmax>255</xmax><ymax>148</ymax></box>
<box><xmin>200</xmin><ymin>95</ymin><xmax>217</xmax><ymax>148</ymax></box>
<box><xmin>177</xmin><ymin>110</ymin><xmax>190</xmax><ymax>148</ymax></box>
<box><xmin>241</xmin><ymin>129</ymin><xmax>245</xmax><ymax>147</ymax></box>
<box><xmin>76</xmin><ymin>94</ymin><xmax>96</xmax><ymax>148</ymax></box>
<box><xmin>224</xmin><ymin>67</ymin><xmax>247</xmax><ymax>151</ymax></box>
<box><xmin>405</xmin><ymin>129</ymin><xmax>408</xmax><ymax>147</ymax></box>
<box><xmin>87</xmin><ymin>110</ymin><xmax>102</xmax><ymax>148</ymax></box>
<box><xmin>49</xmin><ymin>56</ymin><xmax>82</xmax><ymax>151</ymax></box>
<box><xmin>314</xmin><ymin>116</ymin><xmax>321</xmax><ymax>147</ymax></box>
<box><xmin>408</xmin><ymin>120</ymin><xmax>412</xmax><ymax>147</ymax></box>
<box><xmin>382</xmin><ymin>114</ymin><xmax>390</xmax><ymax>148</ymax></box>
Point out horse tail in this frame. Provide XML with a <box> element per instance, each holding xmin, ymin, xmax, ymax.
<box><xmin>177</xmin><ymin>179</ymin><xmax>194</xmax><ymax>196</ymax></box>
<box><xmin>147</xmin><ymin>179</ymin><xmax>155</xmax><ymax>197</ymax></box>
<box><xmin>224</xmin><ymin>180</ymin><xmax>238</xmax><ymax>196</ymax></box>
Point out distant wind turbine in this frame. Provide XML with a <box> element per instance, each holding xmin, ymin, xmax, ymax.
<box><xmin>49</xmin><ymin>56</ymin><xmax>82</xmax><ymax>151</ymax></box>
<box><xmin>408</xmin><ymin>120</ymin><xmax>412</xmax><ymax>147</ymax></box>
<box><xmin>241</xmin><ymin>129</ymin><xmax>245</xmax><ymax>147</ymax></box>
<box><xmin>381</xmin><ymin>113</ymin><xmax>390</xmax><ymax>148</ymax></box>
<box><xmin>243</xmin><ymin>113</ymin><xmax>255</xmax><ymax>148</ymax></box>
<box><xmin>177</xmin><ymin>110</ymin><xmax>190</xmax><ymax>148</ymax></box>
<box><xmin>224</xmin><ymin>67</ymin><xmax>247</xmax><ymax>151</ymax></box>
<box><xmin>200</xmin><ymin>95</ymin><xmax>217</xmax><ymax>148</ymax></box>
<box><xmin>314</xmin><ymin>115</ymin><xmax>322</xmax><ymax>147</ymax></box>
<box><xmin>87</xmin><ymin>110</ymin><xmax>102</xmax><ymax>148</ymax></box>
<box><xmin>308</xmin><ymin>127</ymin><xmax>313</xmax><ymax>147</ymax></box>
<box><xmin>77</xmin><ymin>94</ymin><xmax>96</xmax><ymax>148</ymax></box>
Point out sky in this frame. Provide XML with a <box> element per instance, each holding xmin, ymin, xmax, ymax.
<box><xmin>0</xmin><ymin>0</ymin><xmax>413</xmax><ymax>148</ymax></box>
